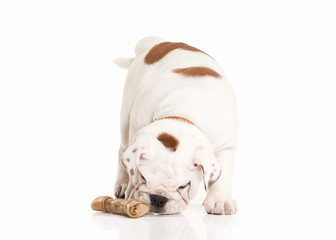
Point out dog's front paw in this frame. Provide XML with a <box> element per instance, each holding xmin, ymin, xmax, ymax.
<box><xmin>114</xmin><ymin>182</ymin><xmax>128</xmax><ymax>199</ymax></box>
<box><xmin>203</xmin><ymin>194</ymin><xmax>238</xmax><ymax>215</ymax></box>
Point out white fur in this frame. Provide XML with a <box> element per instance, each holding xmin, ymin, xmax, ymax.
<box><xmin>114</xmin><ymin>37</ymin><xmax>238</xmax><ymax>215</ymax></box>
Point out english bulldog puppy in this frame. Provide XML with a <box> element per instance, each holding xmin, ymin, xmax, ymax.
<box><xmin>113</xmin><ymin>37</ymin><xmax>238</xmax><ymax>215</ymax></box>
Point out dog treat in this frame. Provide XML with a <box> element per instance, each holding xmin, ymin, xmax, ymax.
<box><xmin>91</xmin><ymin>196</ymin><xmax>149</xmax><ymax>218</ymax></box>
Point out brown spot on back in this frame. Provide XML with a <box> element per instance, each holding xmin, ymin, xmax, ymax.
<box><xmin>126</xmin><ymin>158</ymin><xmax>130</xmax><ymax>162</ymax></box>
<box><xmin>157</xmin><ymin>132</ymin><xmax>179</xmax><ymax>152</ymax></box>
<box><xmin>144</xmin><ymin>42</ymin><xmax>209</xmax><ymax>64</ymax></box>
<box><xmin>172</xmin><ymin>67</ymin><xmax>221</xmax><ymax>78</ymax></box>
<box><xmin>132</xmin><ymin>148</ymin><xmax>137</xmax><ymax>153</ymax></box>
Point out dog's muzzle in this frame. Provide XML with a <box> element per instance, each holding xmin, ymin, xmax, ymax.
<box><xmin>150</xmin><ymin>194</ymin><xmax>168</xmax><ymax>208</ymax></box>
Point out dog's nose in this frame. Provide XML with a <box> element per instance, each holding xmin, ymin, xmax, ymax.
<box><xmin>150</xmin><ymin>194</ymin><xmax>168</xmax><ymax>208</ymax></box>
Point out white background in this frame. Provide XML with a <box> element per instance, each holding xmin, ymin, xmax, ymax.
<box><xmin>1</xmin><ymin>0</ymin><xmax>335</xmax><ymax>239</ymax></box>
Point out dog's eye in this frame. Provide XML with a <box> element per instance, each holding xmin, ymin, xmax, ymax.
<box><xmin>178</xmin><ymin>182</ymin><xmax>190</xmax><ymax>189</ymax></box>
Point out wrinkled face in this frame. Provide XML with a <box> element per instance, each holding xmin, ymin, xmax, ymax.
<box><xmin>121</xmin><ymin>132</ymin><xmax>221</xmax><ymax>214</ymax></box>
<box><xmin>133</xmin><ymin>166</ymin><xmax>195</xmax><ymax>214</ymax></box>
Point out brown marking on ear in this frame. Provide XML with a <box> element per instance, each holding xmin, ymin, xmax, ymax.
<box><xmin>132</xmin><ymin>148</ymin><xmax>137</xmax><ymax>153</ymax></box>
<box><xmin>157</xmin><ymin>132</ymin><xmax>179</xmax><ymax>152</ymax></box>
<box><xmin>144</xmin><ymin>42</ymin><xmax>209</xmax><ymax>64</ymax></box>
<box><xmin>207</xmin><ymin>169</ymin><xmax>221</xmax><ymax>191</ymax></box>
<box><xmin>121</xmin><ymin>160</ymin><xmax>127</xmax><ymax>170</ymax></box>
<box><xmin>130</xmin><ymin>169</ymin><xmax>135</xmax><ymax>176</ymax></box>
<box><xmin>208</xmin><ymin>180</ymin><xmax>216</xmax><ymax>189</ymax></box>
<box><xmin>207</xmin><ymin>172</ymin><xmax>216</xmax><ymax>190</ymax></box>
<box><xmin>172</xmin><ymin>67</ymin><xmax>221</xmax><ymax>78</ymax></box>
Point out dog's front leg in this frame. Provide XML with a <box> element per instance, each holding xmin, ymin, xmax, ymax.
<box><xmin>203</xmin><ymin>148</ymin><xmax>238</xmax><ymax>215</ymax></box>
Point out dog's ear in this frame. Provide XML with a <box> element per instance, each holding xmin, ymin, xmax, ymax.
<box><xmin>193</xmin><ymin>147</ymin><xmax>221</xmax><ymax>191</ymax></box>
<box><xmin>121</xmin><ymin>134</ymin><xmax>151</xmax><ymax>176</ymax></box>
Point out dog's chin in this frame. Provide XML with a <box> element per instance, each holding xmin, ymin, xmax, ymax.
<box><xmin>149</xmin><ymin>205</ymin><xmax>167</xmax><ymax>214</ymax></box>
<box><xmin>147</xmin><ymin>204</ymin><xmax>187</xmax><ymax>215</ymax></box>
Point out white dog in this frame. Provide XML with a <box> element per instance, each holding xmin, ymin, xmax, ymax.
<box><xmin>113</xmin><ymin>37</ymin><xmax>238</xmax><ymax>215</ymax></box>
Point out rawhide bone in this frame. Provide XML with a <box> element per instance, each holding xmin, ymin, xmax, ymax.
<box><xmin>91</xmin><ymin>196</ymin><xmax>149</xmax><ymax>218</ymax></box>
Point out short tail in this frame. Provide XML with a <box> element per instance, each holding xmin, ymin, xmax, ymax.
<box><xmin>112</xmin><ymin>36</ymin><xmax>164</xmax><ymax>69</ymax></box>
<box><xmin>112</xmin><ymin>57</ymin><xmax>134</xmax><ymax>69</ymax></box>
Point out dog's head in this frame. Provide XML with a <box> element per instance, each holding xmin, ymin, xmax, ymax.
<box><xmin>121</xmin><ymin>122</ymin><xmax>221</xmax><ymax>214</ymax></box>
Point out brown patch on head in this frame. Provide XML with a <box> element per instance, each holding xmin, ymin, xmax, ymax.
<box><xmin>126</xmin><ymin>158</ymin><xmax>130</xmax><ymax>162</ymax></box>
<box><xmin>172</xmin><ymin>67</ymin><xmax>221</xmax><ymax>78</ymax></box>
<box><xmin>157</xmin><ymin>132</ymin><xmax>179</xmax><ymax>152</ymax></box>
<box><xmin>144</xmin><ymin>42</ymin><xmax>209</xmax><ymax>64</ymax></box>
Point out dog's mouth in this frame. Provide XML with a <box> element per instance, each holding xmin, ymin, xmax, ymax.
<box><xmin>134</xmin><ymin>187</ymin><xmax>188</xmax><ymax>215</ymax></box>
<box><xmin>136</xmin><ymin>192</ymin><xmax>170</xmax><ymax>214</ymax></box>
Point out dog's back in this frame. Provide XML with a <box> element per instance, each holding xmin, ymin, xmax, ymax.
<box><xmin>115</xmin><ymin>37</ymin><xmax>238</xmax><ymax>151</ymax></box>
